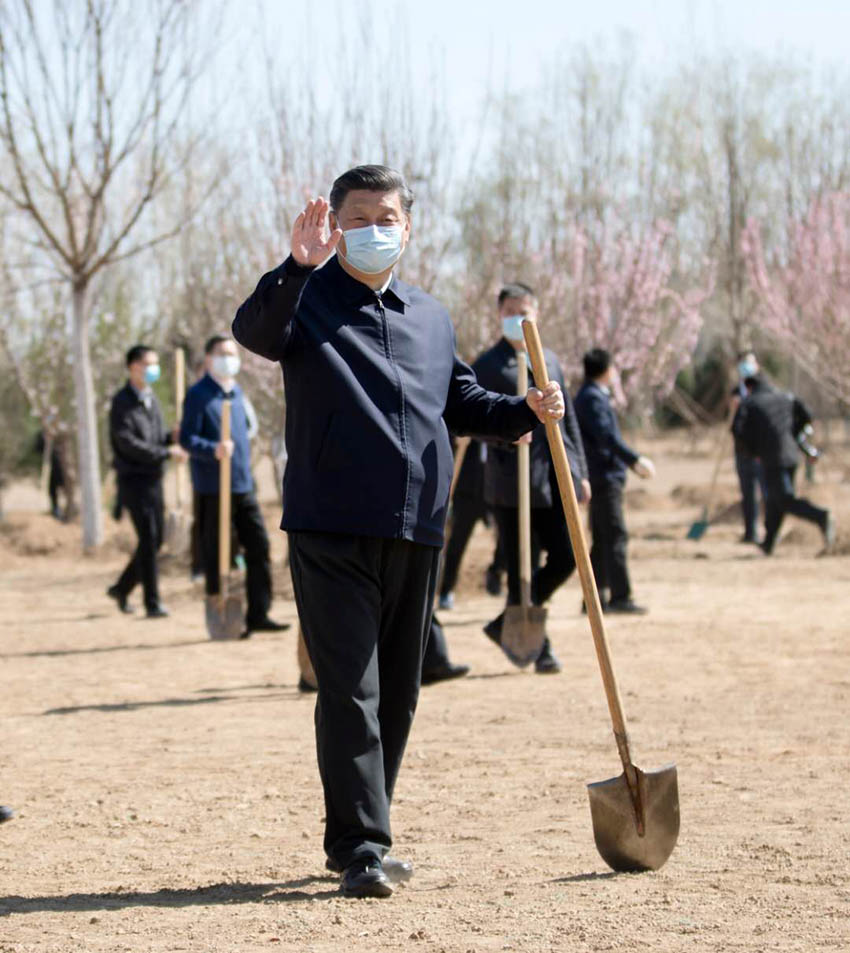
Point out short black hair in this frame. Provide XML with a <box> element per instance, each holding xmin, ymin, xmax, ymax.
<box><xmin>126</xmin><ymin>345</ymin><xmax>154</xmax><ymax>367</ymax></box>
<box><xmin>205</xmin><ymin>334</ymin><xmax>232</xmax><ymax>355</ymax></box>
<box><xmin>498</xmin><ymin>283</ymin><xmax>536</xmax><ymax>307</ymax></box>
<box><xmin>583</xmin><ymin>347</ymin><xmax>612</xmax><ymax>379</ymax></box>
<box><xmin>329</xmin><ymin>165</ymin><xmax>414</xmax><ymax>215</ymax></box>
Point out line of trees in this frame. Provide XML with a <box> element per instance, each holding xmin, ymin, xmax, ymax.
<box><xmin>2</xmin><ymin>2</ymin><xmax>850</xmax><ymax>546</ymax></box>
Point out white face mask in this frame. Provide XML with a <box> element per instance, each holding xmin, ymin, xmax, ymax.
<box><xmin>340</xmin><ymin>225</ymin><xmax>405</xmax><ymax>275</ymax></box>
<box><xmin>212</xmin><ymin>355</ymin><xmax>240</xmax><ymax>379</ymax></box>
<box><xmin>501</xmin><ymin>315</ymin><xmax>525</xmax><ymax>343</ymax></box>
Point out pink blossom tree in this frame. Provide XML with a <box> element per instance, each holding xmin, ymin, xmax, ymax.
<box><xmin>742</xmin><ymin>192</ymin><xmax>850</xmax><ymax>407</ymax></box>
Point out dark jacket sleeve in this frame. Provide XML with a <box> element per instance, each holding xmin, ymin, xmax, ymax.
<box><xmin>443</xmin><ymin>354</ymin><xmax>538</xmax><ymax>441</ymax></box>
<box><xmin>110</xmin><ymin>395</ymin><xmax>169</xmax><ymax>466</ymax></box>
<box><xmin>791</xmin><ymin>396</ymin><xmax>813</xmax><ymax>436</ymax></box>
<box><xmin>179</xmin><ymin>387</ymin><xmax>218</xmax><ymax>459</ymax></box>
<box><xmin>232</xmin><ymin>256</ymin><xmax>315</xmax><ymax>362</ymax></box>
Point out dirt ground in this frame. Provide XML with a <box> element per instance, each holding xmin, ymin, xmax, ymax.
<box><xmin>1</xmin><ymin>430</ymin><xmax>849</xmax><ymax>952</ymax></box>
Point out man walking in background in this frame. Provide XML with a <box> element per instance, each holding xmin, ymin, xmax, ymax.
<box><xmin>474</xmin><ymin>283</ymin><xmax>589</xmax><ymax>675</ymax></box>
<box><xmin>107</xmin><ymin>345</ymin><xmax>186</xmax><ymax>618</ymax></box>
<box><xmin>574</xmin><ymin>348</ymin><xmax>654</xmax><ymax>614</ymax></box>
<box><xmin>232</xmin><ymin>165</ymin><xmax>564</xmax><ymax>898</ymax></box>
<box><xmin>731</xmin><ymin>350</ymin><xmax>767</xmax><ymax>543</ymax></box>
<box><xmin>733</xmin><ymin>373</ymin><xmax>834</xmax><ymax>555</ymax></box>
<box><xmin>180</xmin><ymin>335</ymin><xmax>288</xmax><ymax>638</ymax></box>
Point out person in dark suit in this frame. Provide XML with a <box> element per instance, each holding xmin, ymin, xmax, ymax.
<box><xmin>107</xmin><ymin>345</ymin><xmax>187</xmax><ymax>618</ymax></box>
<box><xmin>232</xmin><ymin>165</ymin><xmax>564</xmax><ymax>899</ymax></box>
<box><xmin>438</xmin><ymin>438</ymin><xmax>504</xmax><ymax>608</ymax></box>
<box><xmin>733</xmin><ymin>375</ymin><xmax>834</xmax><ymax>555</ymax></box>
<box><xmin>473</xmin><ymin>283</ymin><xmax>590</xmax><ymax>674</ymax></box>
<box><xmin>731</xmin><ymin>351</ymin><xmax>767</xmax><ymax>543</ymax></box>
<box><xmin>574</xmin><ymin>348</ymin><xmax>654</xmax><ymax>614</ymax></box>
<box><xmin>180</xmin><ymin>335</ymin><xmax>288</xmax><ymax>637</ymax></box>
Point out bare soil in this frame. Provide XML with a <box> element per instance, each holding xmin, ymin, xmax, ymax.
<box><xmin>1</xmin><ymin>431</ymin><xmax>849</xmax><ymax>952</ymax></box>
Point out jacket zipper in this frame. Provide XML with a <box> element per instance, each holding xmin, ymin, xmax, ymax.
<box><xmin>376</xmin><ymin>291</ymin><xmax>410</xmax><ymax>538</ymax></box>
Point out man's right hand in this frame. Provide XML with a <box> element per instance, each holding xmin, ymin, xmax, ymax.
<box><xmin>214</xmin><ymin>440</ymin><xmax>234</xmax><ymax>461</ymax></box>
<box><xmin>633</xmin><ymin>455</ymin><xmax>656</xmax><ymax>479</ymax></box>
<box><xmin>291</xmin><ymin>197</ymin><xmax>343</xmax><ymax>267</ymax></box>
<box><xmin>168</xmin><ymin>445</ymin><xmax>188</xmax><ymax>462</ymax></box>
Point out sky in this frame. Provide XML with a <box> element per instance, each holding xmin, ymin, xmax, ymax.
<box><xmin>248</xmin><ymin>0</ymin><xmax>850</xmax><ymax>128</ymax></box>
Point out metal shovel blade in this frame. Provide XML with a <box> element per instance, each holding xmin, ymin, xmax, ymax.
<box><xmin>205</xmin><ymin>589</ymin><xmax>244</xmax><ymax>640</ymax></box>
<box><xmin>500</xmin><ymin>605</ymin><xmax>547</xmax><ymax>667</ymax></box>
<box><xmin>587</xmin><ymin>763</ymin><xmax>679</xmax><ymax>872</ymax></box>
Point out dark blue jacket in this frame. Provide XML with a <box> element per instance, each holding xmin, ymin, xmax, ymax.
<box><xmin>472</xmin><ymin>338</ymin><xmax>587</xmax><ymax>508</ymax></box>
<box><xmin>574</xmin><ymin>379</ymin><xmax>639</xmax><ymax>488</ymax></box>
<box><xmin>180</xmin><ymin>373</ymin><xmax>254</xmax><ymax>495</ymax></box>
<box><xmin>232</xmin><ymin>255</ymin><xmax>538</xmax><ymax>547</ymax></box>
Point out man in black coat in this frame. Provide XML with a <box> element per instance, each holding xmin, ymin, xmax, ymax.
<box><xmin>107</xmin><ymin>345</ymin><xmax>187</xmax><ymax>617</ymax></box>
<box><xmin>474</xmin><ymin>283</ymin><xmax>590</xmax><ymax>674</ymax></box>
<box><xmin>232</xmin><ymin>165</ymin><xmax>565</xmax><ymax>899</ymax></box>
<box><xmin>733</xmin><ymin>376</ymin><xmax>834</xmax><ymax>555</ymax></box>
<box><xmin>574</xmin><ymin>348</ymin><xmax>654</xmax><ymax>614</ymax></box>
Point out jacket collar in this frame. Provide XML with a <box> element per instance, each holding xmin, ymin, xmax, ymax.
<box><xmin>203</xmin><ymin>372</ymin><xmax>241</xmax><ymax>399</ymax></box>
<box><xmin>323</xmin><ymin>254</ymin><xmax>411</xmax><ymax>307</ymax></box>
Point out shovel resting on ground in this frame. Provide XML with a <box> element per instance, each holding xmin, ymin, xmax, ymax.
<box><xmin>500</xmin><ymin>353</ymin><xmax>547</xmax><ymax>667</ymax></box>
<box><xmin>522</xmin><ymin>318</ymin><xmax>679</xmax><ymax>872</ymax></box>
<box><xmin>205</xmin><ymin>399</ymin><xmax>244</xmax><ymax>640</ymax></box>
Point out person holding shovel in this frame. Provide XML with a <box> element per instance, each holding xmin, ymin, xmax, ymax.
<box><xmin>574</xmin><ymin>348</ymin><xmax>654</xmax><ymax>614</ymax></box>
<box><xmin>232</xmin><ymin>165</ymin><xmax>564</xmax><ymax>899</ymax></box>
<box><xmin>475</xmin><ymin>283</ymin><xmax>590</xmax><ymax>674</ymax></box>
<box><xmin>107</xmin><ymin>345</ymin><xmax>187</xmax><ymax>618</ymax></box>
<box><xmin>180</xmin><ymin>335</ymin><xmax>288</xmax><ymax>638</ymax></box>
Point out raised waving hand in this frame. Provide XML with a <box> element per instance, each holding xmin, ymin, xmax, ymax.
<box><xmin>291</xmin><ymin>197</ymin><xmax>343</xmax><ymax>267</ymax></box>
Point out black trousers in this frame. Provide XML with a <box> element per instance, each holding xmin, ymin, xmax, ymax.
<box><xmin>763</xmin><ymin>465</ymin><xmax>827</xmax><ymax>552</ymax></box>
<box><xmin>440</xmin><ymin>495</ymin><xmax>503</xmax><ymax>596</ymax></box>
<box><xmin>288</xmin><ymin>531</ymin><xmax>440</xmax><ymax>868</ymax></box>
<box><xmin>495</xmin><ymin>503</ymin><xmax>575</xmax><ymax>607</ymax></box>
<box><xmin>422</xmin><ymin>615</ymin><xmax>450</xmax><ymax>672</ymax></box>
<box><xmin>198</xmin><ymin>491</ymin><xmax>272</xmax><ymax>626</ymax></box>
<box><xmin>735</xmin><ymin>453</ymin><xmax>767</xmax><ymax>541</ymax></box>
<box><xmin>114</xmin><ymin>476</ymin><xmax>164</xmax><ymax>611</ymax></box>
<box><xmin>589</xmin><ymin>481</ymin><xmax>631</xmax><ymax>603</ymax></box>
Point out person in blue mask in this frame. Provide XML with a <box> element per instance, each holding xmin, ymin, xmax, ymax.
<box><xmin>730</xmin><ymin>350</ymin><xmax>767</xmax><ymax>544</ymax></box>
<box><xmin>107</xmin><ymin>345</ymin><xmax>187</xmax><ymax>618</ymax></box>
<box><xmin>233</xmin><ymin>165</ymin><xmax>565</xmax><ymax>900</ymax></box>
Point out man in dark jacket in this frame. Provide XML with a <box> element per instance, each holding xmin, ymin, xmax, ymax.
<box><xmin>180</xmin><ymin>335</ymin><xmax>287</xmax><ymax>637</ymax></box>
<box><xmin>733</xmin><ymin>376</ymin><xmax>834</xmax><ymax>555</ymax></box>
<box><xmin>438</xmin><ymin>438</ymin><xmax>504</xmax><ymax>608</ymax></box>
<box><xmin>232</xmin><ymin>165</ymin><xmax>564</xmax><ymax>899</ymax></box>
<box><xmin>474</xmin><ymin>283</ymin><xmax>590</xmax><ymax>674</ymax></box>
<box><xmin>574</xmin><ymin>348</ymin><xmax>654</xmax><ymax>614</ymax></box>
<box><xmin>108</xmin><ymin>345</ymin><xmax>187</xmax><ymax>617</ymax></box>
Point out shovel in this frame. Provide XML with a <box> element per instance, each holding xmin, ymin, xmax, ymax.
<box><xmin>165</xmin><ymin>348</ymin><xmax>191</xmax><ymax>554</ymax></box>
<box><xmin>687</xmin><ymin>429</ymin><xmax>731</xmax><ymax>540</ymax></box>
<box><xmin>501</xmin><ymin>353</ymin><xmax>547</xmax><ymax>667</ymax></box>
<box><xmin>522</xmin><ymin>319</ymin><xmax>679</xmax><ymax>872</ymax></box>
<box><xmin>205</xmin><ymin>398</ymin><xmax>245</xmax><ymax>640</ymax></box>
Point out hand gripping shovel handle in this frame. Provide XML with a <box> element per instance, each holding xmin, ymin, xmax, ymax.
<box><xmin>522</xmin><ymin>320</ymin><xmax>643</xmax><ymax>830</ymax></box>
<box><xmin>218</xmin><ymin>399</ymin><xmax>232</xmax><ymax>606</ymax></box>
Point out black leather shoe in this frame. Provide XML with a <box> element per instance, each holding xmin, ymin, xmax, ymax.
<box><xmin>106</xmin><ymin>585</ymin><xmax>133</xmax><ymax>614</ymax></box>
<box><xmin>340</xmin><ymin>857</ymin><xmax>393</xmax><ymax>898</ymax></box>
<box><xmin>0</xmin><ymin>805</ymin><xmax>14</xmax><ymax>823</ymax></box>
<box><xmin>485</xmin><ymin>566</ymin><xmax>502</xmax><ymax>596</ymax></box>
<box><xmin>421</xmin><ymin>663</ymin><xmax>470</xmax><ymax>686</ymax></box>
<box><xmin>298</xmin><ymin>676</ymin><xmax>318</xmax><ymax>693</ymax></box>
<box><xmin>145</xmin><ymin>604</ymin><xmax>170</xmax><ymax>619</ymax></box>
<box><xmin>534</xmin><ymin>639</ymin><xmax>562</xmax><ymax>674</ymax></box>
<box><xmin>605</xmin><ymin>599</ymin><xmax>648</xmax><ymax>615</ymax></box>
<box><xmin>246</xmin><ymin>617</ymin><xmax>291</xmax><ymax>633</ymax></box>
<box><xmin>329</xmin><ymin>855</ymin><xmax>412</xmax><ymax>885</ymax></box>
<box><xmin>483</xmin><ymin>613</ymin><xmax>504</xmax><ymax>645</ymax></box>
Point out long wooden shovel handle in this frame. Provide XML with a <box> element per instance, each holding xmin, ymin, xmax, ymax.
<box><xmin>174</xmin><ymin>348</ymin><xmax>187</xmax><ymax>509</ymax></box>
<box><xmin>516</xmin><ymin>357</ymin><xmax>533</xmax><ymax>608</ymax></box>
<box><xmin>218</xmin><ymin>399</ymin><xmax>232</xmax><ymax>597</ymax></box>
<box><xmin>522</xmin><ymin>320</ymin><xmax>638</xmax><ymax>784</ymax></box>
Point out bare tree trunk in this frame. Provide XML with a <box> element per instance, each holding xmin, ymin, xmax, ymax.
<box><xmin>71</xmin><ymin>279</ymin><xmax>103</xmax><ymax>550</ymax></box>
